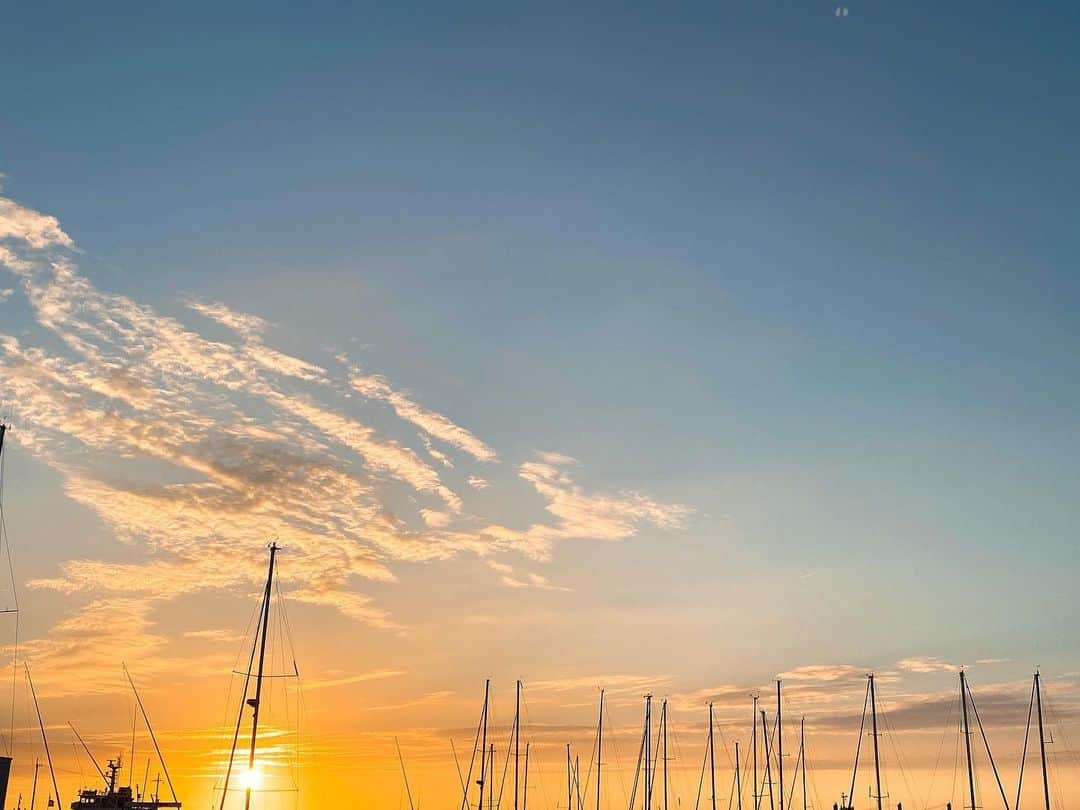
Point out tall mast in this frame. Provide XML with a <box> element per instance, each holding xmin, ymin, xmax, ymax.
<box><xmin>597</xmin><ymin>689</ymin><xmax>605</xmax><ymax>810</ymax></box>
<box><xmin>736</xmin><ymin>741</ymin><xmax>743</xmax><ymax>810</ymax></box>
<box><xmin>869</xmin><ymin>674</ymin><xmax>883</xmax><ymax>810</ymax></box>
<box><xmin>515</xmin><ymin>679</ymin><xmax>522</xmax><ymax>810</ymax></box>
<box><xmin>523</xmin><ymin>742</ymin><xmax>530</xmax><ymax>810</ymax></box>
<box><xmin>1034</xmin><ymin>671</ymin><xmax>1050</xmax><ymax>810</ymax></box>
<box><xmin>479</xmin><ymin>679</ymin><xmax>490</xmax><ymax>810</ymax></box>
<box><xmin>753</xmin><ymin>696</ymin><xmax>760</xmax><ymax>810</ymax></box>
<box><xmin>645</xmin><ymin>695</ymin><xmax>653</xmax><ymax>810</ymax></box>
<box><xmin>801</xmin><ymin>719</ymin><xmax>807</xmax><ymax>810</ymax></box>
<box><xmin>709</xmin><ymin>703</ymin><xmax>717</xmax><ymax>810</ymax></box>
<box><xmin>777</xmin><ymin>681</ymin><xmax>784</xmax><ymax>810</ymax></box>
<box><xmin>568</xmin><ymin>744</ymin><xmax>573</xmax><ymax>810</ymax></box>
<box><xmin>762</xmin><ymin>710</ymin><xmax>775</xmax><ymax>810</ymax></box>
<box><xmin>489</xmin><ymin>745</ymin><xmax>495</xmax><ymax>810</ymax></box>
<box><xmin>29</xmin><ymin>760</ymin><xmax>40</xmax><ymax>810</ymax></box>
<box><xmin>663</xmin><ymin>699</ymin><xmax>669</xmax><ymax>810</ymax></box>
<box><xmin>244</xmin><ymin>542</ymin><xmax>277</xmax><ymax>810</ymax></box>
<box><xmin>960</xmin><ymin>670</ymin><xmax>977</xmax><ymax>810</ymax></box>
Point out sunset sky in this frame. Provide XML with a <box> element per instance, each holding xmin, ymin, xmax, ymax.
<box><xmin>1</xmin><ymin>2</ymin><xmax>1079</xmax><ymax>809</ymax></box>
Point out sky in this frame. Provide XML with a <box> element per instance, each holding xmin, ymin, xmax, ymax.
<box><xmin>1</xmin><ymin>1</ymin><xmax>1080</xmax><ymax>809</ymax></box>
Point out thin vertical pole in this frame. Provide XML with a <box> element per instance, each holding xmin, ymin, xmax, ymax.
<box><xmin>778</xmin><ymin>681</ymin><xmax>784</xmax><ymax>810</ymax></box>
<box><xmin>870</xmin><ymin>674</ymin><xmax>883</xmax><ymax>810</ymax></box>
<box><xmin>29</xmin><ymin>759</ymin><xmax>40</xmax><ymax>810</ymax></box>
<box><xmin>515</xmin><ymin>680</ymin><xmax>522</xmax><ymax>810</ymax></box>
<box><xmin>960</xmin><ymin>671</ymin><xmax>977</xmax><ymax>810</ymax></box>
<box><xmin>597</xmin><ymin>689</ymin><xmax>605</xmax><ymax>810</ymax></box>
<box><xmin>709</xmin><ymin>704</ymin><xmax>717</xmax><ymax>810</ymax></box>
<box><xmin>663</xmin><ymin>699</ymin><xmax>669</xmax><ymax>810</ymax></box>
<box><xmin>479</xmin><ymin>680</ymin><xmax>490</xmax><ymax>810</ymax></box>
<box><xmin>762</xmin><ymin>710</ymin><xmax>775</xmax><ymax>810</ymax></box>
<box><xmin>577</xmin><ymin>755</ymin><xmax>583</xmax><ymax>810</ymax></box>
<box><xmin>523</xmin><ymin>742</ymin><xmax>531</xmax><ymax>810</ymax></box>
<box><xmin>244</xmin><ymin>542</ymin><xmax>277</xmax><ymax>810</ymax></box>
<box><xmin>645</xmin><ymin>696</ymin><xmax>653</xmax><ymax>810</ymax></box>
<box><xmin>753</xmin><ymin>696</ymin><xmax>760</xmax><ymax>810</ymax></box>
<box><xmin>1034</xmin><ymin>671</ymin><xmax>1050</xmax><ymax>810</ymax></box>
<box><xmin>736</xmin><ymin>740</ymin><xmax>743</xmax><ymax>810</ymax></box>
<box><xmin>801</xmin><ymin>719</ymin><xmax>807</xmax><ymax>810</ymax></box>
<box><xmin>570</xmin><ymin>747</ymin><xmax>578</xmax><ymax>810</ymax></box>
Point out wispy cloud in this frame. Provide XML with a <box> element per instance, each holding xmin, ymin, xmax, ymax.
<box><xmin>897</xmin><ymin>656</ymin><xmax>958</xmax><ymax>674</ymax></box>
<box><xmin>0</xmin><ymin>190</ymin><xmax>688</xmax><ymax>693</ymax></box>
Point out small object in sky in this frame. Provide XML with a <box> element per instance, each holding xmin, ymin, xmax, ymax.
<box><xmin>836</xmin><ymin>5</ymin><xmax>849</xmax><ymax>16</ymax></box>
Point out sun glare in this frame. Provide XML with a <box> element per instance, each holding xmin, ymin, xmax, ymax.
<box><xmin>239</xmin><ymin>766</ymin><xmax>262</xmax><ymax>792</ymax></box>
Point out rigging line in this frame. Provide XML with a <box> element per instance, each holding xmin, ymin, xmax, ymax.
<box><xmin>1014</xmin><ymin>679</ymin><xmax>1035</xmax><ymax>810</ymax></box>
<box><xmin>396</xmin><ymin>737</ymin><xmax>417</xmax><ymax>810</ymax></box>
<box><xmin>218</xmin><ymin>606</ymin><xmax>260</xmax><ymax>810</ymax></box>
<box><xmin>628</xmin><ymin>714</ymin><xmax>647</xmax><ymax>810</ymax></box>
<box><xmin>125</xmin><ymin>664</ymin><xmax>178</xmax><ymax>803</ymax></box>
<box><xmin>965</xmin><ymin>678</ymin><xmax>1011</xmax><ymax>810</ymax></box>
<box><xmin>847</xmin><ymin>678</ymin><xmax>872</xmax><ymax>807</ymax></box>
<box><xmin>26</xmin><ymin>665</ymin><xmax>61</xmax><ymax>810</ymax></box>
<box><xmin>459</xmin><ymin>691</ymin><xmax>485</xmax><ymax>810</ymax></box>
<box><xmin>452</xmin><ymin>739</ymin><xmax>469</xmax><ymax>797</ymax></box>
<box><xmin>786</xmin><ymin>738</ymin><xmax>802</xmax><ymax>807</ymax></box>
<box><xmin>694</xmin><ymin>723</ymin><xmax>709</xmax><ymax>810</ymax></box>
<box><xmin>878</xmin><ymin>699</ymin><xmax>918</xmax><ymax>810</ymax></box>
<box><xmin>68</xmin><ymin>722</ymin><xmax>108</xmax><ymax>786</ymax></box>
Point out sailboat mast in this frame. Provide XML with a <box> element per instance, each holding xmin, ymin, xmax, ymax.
<box><xmin>243</xmin><ymin>542</ymin><xmax>277</xmax><ymax>810</ymax></box>
<box><xmin>960</xmin><ymin>670</ymin><xmax>977</xmax><ymax>810</ymax></box>
<box><xmin>800</xmin><ymin>719</ymin><xmax>807</xmax><ymax>810</ymax></box>
<box><xmin>709</xmin><ymin>703</ymin><xmax>717</xmax><ymax>810</ymax></box>
<box><xmin>515</xmin><ymin>679</ymin><xmax>522</xmax><ymax>810</ymax></box>
<box><xmin>762</xmin><ymin>710</ymin><xmax>775</xmax><ymax>810</ymax></box>
<box><xmin>29</xmin><ymin>759</ymin><xmax>40</xmax><ymax>810</ymax></box>
<box><xmin>567</xmin><ymin>744</ymin><xmax>572</xmax><ymax>810</ymax></box>
<box><xmin>736</xmin><ymin>741</ymin><xmax>742</xmax><ymax>810</ymax></box>
<box><xmin>656</xmin><ymin>699</ymin><xmax>665</xmax><ymax>810</ymax></box>
<box><xmin>479</xmin><ymin>679</ymin><xmax>490</xmax><ymax>810</ymax></box>
<box><xmin>777</xmin><ymin>681</ymin><xmax>784</xmax><ymax>810</ymax></box>
<box><xmin>645</xmin><ymin>695</ymin><xmax>653</xmax><ymax>810</ymax></box>
<box><xmin>869</xmin><ymin>674</ymin><xmax>883</xmax><ymax>810</ymax></box>
<box><xmin>753</xmin><ymin>696</ymin><xmax>759</xmax><ymax>810</ymax></box>
<box><xmin>1034</xmin><ymin>671</ymin><xmax>1050</xmax><ymax>810</ymax></box>
<box><xmin>523</xmin><ymin>742</ymin><xmax>531</xmax><ymax>810</ymax></box>
<box><xmin>597</xmin><ymin>689</ymin><xmax>605</xmax><ymax>810</ymax></box>
<box><xmin>489</xmin><ymin>745</ymin><xmax>495</xmax><ymax>810</ymax></box>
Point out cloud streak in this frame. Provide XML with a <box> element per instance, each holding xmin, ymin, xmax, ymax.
<box><xmin>0</xmin><ymin>189</ymin><xmax>688</xmax><ymax>693</ymax></box>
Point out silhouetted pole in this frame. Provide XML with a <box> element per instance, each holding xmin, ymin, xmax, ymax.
<box><xmin>960</xmin><ymin>671</ymin><xmax>977</xmax><ymax>810</ymax></box>
<box><xmin>515</xmin><ymin>680</ymin><xmax>522</xmax><ymax>810</ymax></box>
<box><xmin>778</xmin><ymin>681</ymin><xmax>784</xmax><ymax>810</ymax></box>
<box><xmin>709</xmin><ymin>703</ymin><xmax>717</xmax><ymax>810</ymax></box>
<box><xmin>479</xmin><ymin>680</ymin><xmax>490</xmax><ymax>810</ymax></box>
<box><xmin>1034</xmin><ymin>671</ymin><xmax>1050</xmax><ymax>810</ymax></box>
<box><xmin>736</xmin><ymin>740</ymin><xmax>743</xmax><ymax>810</ymax></box>
<box><xmin>870</xmin><ymin>674</ymin><xmax>883</xmax><ymax>810</ymax></box>
<box><xmin>244</xmin><ymin>542</ymin><xmax>277</xmax><ymax>810</ymax></box>
<box><xmin>597</xmin><ymin>689</ymin><xmax>605</xmax><ymax>810</ymax></box>
<box><xmin>753</xmin><ymin>696</ymin><xmax>760</xmax><ymax>810</ymax></box>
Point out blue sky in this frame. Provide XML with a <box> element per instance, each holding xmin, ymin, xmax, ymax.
<box><xmin>1</xmin><ymin>2</ymin><xmax>1080</xmax><ymax>805</ymax></box>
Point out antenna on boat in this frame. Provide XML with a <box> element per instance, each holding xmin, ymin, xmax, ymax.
<box><xmin>124</xmin><ymin>664</ymin><xmax>178</xmax><ymax>805</ymax></box>
<box><xmin>68</xmin><ymin>722</ymin><xmax>108</xmax><ymax>788</ymax></box>
<box><xmin>25</xmin><ymin>665</ymin><xmax>61</xmax><ymax>810</ymax></box>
